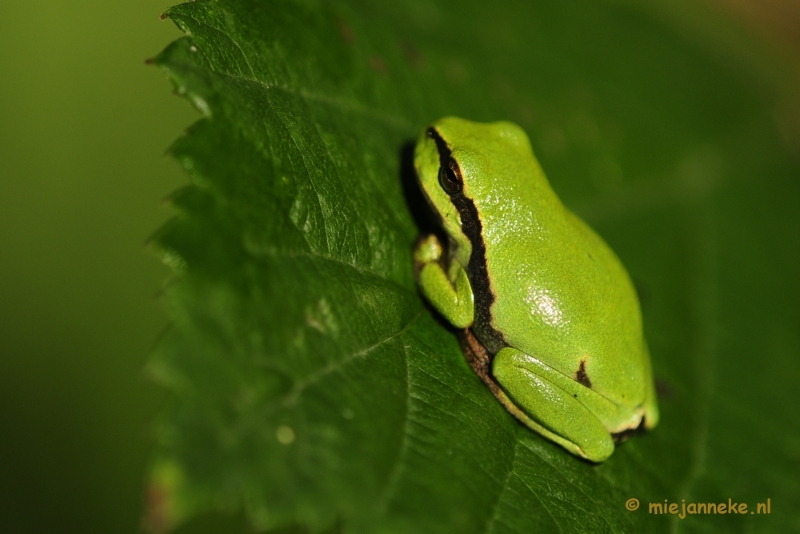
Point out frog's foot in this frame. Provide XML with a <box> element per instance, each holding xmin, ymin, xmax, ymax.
<box><xmin>413</xmin><ymin>234</ymin><xmax>443</xmax><ymax>268</ymax></box>
<box><xmin>414</xmin><ymin>234</ymin><xmax>474</xmax><ymax>328</ymax></box>
<box><xmin>492</xmin><ymin>347</ymin><xmax>615</xmax><ymax>462</ymax></box>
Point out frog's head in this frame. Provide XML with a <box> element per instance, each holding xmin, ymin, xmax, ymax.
<box><xmin>414</xmin><ymin>116</ymin><xmax>538</xmax><ymax>268</ymax></box>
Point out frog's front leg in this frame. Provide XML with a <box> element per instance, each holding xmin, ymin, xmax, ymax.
<box><xmin>414</xmin><ymin>234</ymin><xmax>474</xmax><ymax>328</ymax></box>
<box><xmin>492</xmin><ymin>347</ymin><xmax>615</xmax><ymax>462</ymax></box>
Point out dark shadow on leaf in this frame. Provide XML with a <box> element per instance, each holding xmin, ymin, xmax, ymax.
<box><xmin>655</xmin><ymin>378</ymin><xmax>676</xmax><ymax>401</ymax></box>
<box><xmin>633</xmin><ymin>278</ymin><xmax>652</xmax><ymax>309</ymax></box>
<box><xmin>399</xmin><ymin>140</ymin><xmax>438</xmax><ymax>237</ymax></box>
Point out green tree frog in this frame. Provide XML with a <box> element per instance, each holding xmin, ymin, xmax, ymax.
<box><xmin>413</xmin><ymin>117</ymin><xmax>659</xmax><ymax>462</ymax></box>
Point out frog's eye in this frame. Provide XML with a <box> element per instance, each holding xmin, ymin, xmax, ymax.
<box><xmin>439</xmin><ymin>158</ymin><xmax>463</xmax><ymax>195</ymax></box>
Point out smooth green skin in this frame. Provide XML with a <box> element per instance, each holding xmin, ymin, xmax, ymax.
<box><xmin>413</xmin><ymin>117</ymin><xmax>659</xmax><ymax>462</ymax></box>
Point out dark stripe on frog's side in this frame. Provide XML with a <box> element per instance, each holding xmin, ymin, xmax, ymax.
<box><xmin>427</xmin><ymin>127</ymin><xmax>507</xmax><ymax>355</ymax></box>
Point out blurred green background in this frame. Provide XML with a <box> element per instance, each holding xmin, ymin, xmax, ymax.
<box><xmin>0</xmin><ymin>1</ymin><xmax>798</xmax><ymax>533</ymax></box>
<box><xmin>0</xmin><ymin>1</ymin><xmax>194</xmax><ymax>532</ymax></box>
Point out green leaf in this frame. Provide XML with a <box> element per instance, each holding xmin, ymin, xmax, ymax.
<box><xmin>147</xmin><ymin>1</ymin><xmax>800</xmax><ymax>532</ymax></box>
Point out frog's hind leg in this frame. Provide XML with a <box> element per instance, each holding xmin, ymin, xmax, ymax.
<box><xmin>492</xmin><ymin>347</ymin><xmax>615</xmax><ymax>462</ymax></box>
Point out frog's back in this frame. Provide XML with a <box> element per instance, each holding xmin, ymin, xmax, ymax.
<box><xmin>451</xmin><ymin>120</ymin><xmax>647</xmax><ymax>407</ymax></box>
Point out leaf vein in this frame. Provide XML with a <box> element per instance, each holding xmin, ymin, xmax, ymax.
<box><xmin>284</xmin><ymin>311</ymin><xmax>423</xmax><ymax>405</ymax></box>
<box><xmin>482</xmin><ymin>437</ymin><xmax>519</xmax><ymax>534</ymax></box>
<box><xmin>374</xmin><ymin>339</ymin><xmax>414</xmax><ymax>518</ymax></box>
